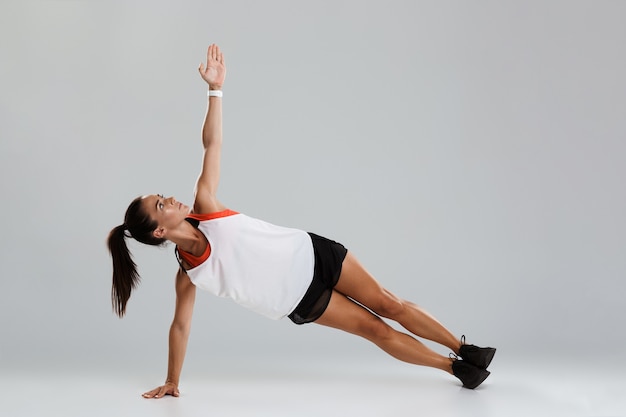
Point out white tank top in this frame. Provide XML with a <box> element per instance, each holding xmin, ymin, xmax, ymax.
<box><xmin>179</xmin><ymin>210</ymin><xmax>314</xmax><ymax>320</ymax></box>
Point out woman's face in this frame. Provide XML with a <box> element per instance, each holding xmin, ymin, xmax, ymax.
<box><xmin>141</xmin><ymin>194</ymin><xmax>191</xmax><ymax>234</ymax></box>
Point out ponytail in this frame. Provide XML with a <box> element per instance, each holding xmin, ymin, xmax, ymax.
<box><xmin>107</xmin><ymin>196</ymin><xmax>166</xmax><ymax>317</ymax></box>
<box><xmin>107</xmin><ymin>224</ymin><xmax>140</xmax><ymax>317</ymax></box>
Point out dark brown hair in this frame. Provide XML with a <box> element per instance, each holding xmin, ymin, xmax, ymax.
<box><xmin>107</xmin><ymin>196</ymin><xmax>166</xmax><ymax>317</ymax></box>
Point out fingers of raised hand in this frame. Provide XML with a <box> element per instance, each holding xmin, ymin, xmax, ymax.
<box><xmin>206</xmin><ymin>44</ymin><xmax>224</xmax><ymax>64</ymax></box>
<box><xmin>214</xmin><ymin>45</ymin><xmax>223</xmax><ymax>63</ymax></box>
<box><xmin>208</xmin><ymin>44</ymin><xmax>216</xmax><ymax>62</ymax></box>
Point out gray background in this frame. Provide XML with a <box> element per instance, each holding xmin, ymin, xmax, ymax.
<box><xmin>1</xmin><ymin>0</ymin><xmax>624</xmax><ymax>384</ymax></box>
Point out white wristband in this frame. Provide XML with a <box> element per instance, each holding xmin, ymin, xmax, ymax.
<box><xmin>208</xmin><ymin>90</ymin><xmax>223</xmax><ymax>98</ymax></box>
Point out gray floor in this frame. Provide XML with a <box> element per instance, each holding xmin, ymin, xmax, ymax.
<box><xmin>1</xmin><ymin>354</ymin><xmax>623</xmax><ymax>417</ymax></box>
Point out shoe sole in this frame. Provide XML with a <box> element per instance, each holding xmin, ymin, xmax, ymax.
<box><xmin>462</xmin><ymin>369</ymin><xmax>490</xmax><ymax>389</ymax></box>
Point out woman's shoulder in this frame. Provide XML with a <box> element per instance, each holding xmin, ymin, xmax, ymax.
<box><xmin>187</xmin><ymin>209</ymin><xmax>240</xmax><ymax>222</ymax></box>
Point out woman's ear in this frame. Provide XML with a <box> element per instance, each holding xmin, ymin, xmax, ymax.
<box><xmin>153</xmin><ymin>227</ymin><xmax>165</xmax><ymax>239</ymax></box>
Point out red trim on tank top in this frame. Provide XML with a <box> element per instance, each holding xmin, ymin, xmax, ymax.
<box><xmin>177</xmin><ymin>240</ymin><xmax>211</xmax><ymax>269</ymax></box>
<box><xmin>177</xmin><ymin>209</ymin><xmax>239</xmax><ymax>268</ymax></box>
<box><xmin>187</xmin><ymin>209</ymin><xmax>239</xmax><ymax>221</ymax></box>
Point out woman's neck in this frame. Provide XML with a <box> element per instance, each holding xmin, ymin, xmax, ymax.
<box><xmin>168</xmin><ymin>220</ymin><xmax>207</xmax><ymax>256</ymax></box>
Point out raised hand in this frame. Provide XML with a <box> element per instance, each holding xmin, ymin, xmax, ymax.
<box><xmin>198</xmin><ymin>43</ymin><xmax>226</xmax><ymax>89</ymax></box>
<box><xmin>142</xmin><ymin>381</ymin><xmax>180</xmax><ymax>399</ymax></box>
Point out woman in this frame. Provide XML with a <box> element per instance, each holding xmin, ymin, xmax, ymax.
<box><xmin>107</xmin><ymin>44</ymin><xmax>496</xmax><ymax>398</ymax></box>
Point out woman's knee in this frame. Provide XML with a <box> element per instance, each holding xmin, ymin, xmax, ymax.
<box><xmin>357</xmin><ymin>315</ymin><xmax>393</xmax><ymax>341</ymax></box>
<box><xmin>373</xmin><ymin>290</ymin><xmax>405</xmax><ymax>319</ymax></box>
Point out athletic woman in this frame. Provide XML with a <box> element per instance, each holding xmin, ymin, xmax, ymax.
<box><xmin>107</xmin><ymin>44</ymin><xmax>496</xmax><ymax>398</ymax></box>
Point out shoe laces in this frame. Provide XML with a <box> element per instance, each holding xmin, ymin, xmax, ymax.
<box><xmin>460</xmin><ymin>335</ymin><xmax>466</xmax><ymax>346</ymax></box>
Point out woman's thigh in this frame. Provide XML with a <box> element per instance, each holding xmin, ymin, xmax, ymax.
<box><xmin>314</xmin><ymin>289</ymin><xmax>390</xmax><ymax>340</ymax></box>
<box><xmin>334</xmin><ymin>252</ymin><xmax>403</xmax><ymax>317</ymax></box>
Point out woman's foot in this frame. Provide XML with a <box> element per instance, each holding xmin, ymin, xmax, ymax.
<box><xmin>451</xmin><ymin>358</ymin><xmax>491</xmax><ymax>389</ymax></box>
<box><xmin>458</xmin><ymin>335</ymin><xmax>496</xmax><ymax>369</ymax></box>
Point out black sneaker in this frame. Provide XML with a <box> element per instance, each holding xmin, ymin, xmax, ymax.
<box><xmin>451</xmin><ymin>357</ymin><xmax>491</xmax><ymax>389</ymax></box>
<box><xmin>458</xmin><ymin>335</ymin><xmax>496</xmax><ymax>369</ymax></box>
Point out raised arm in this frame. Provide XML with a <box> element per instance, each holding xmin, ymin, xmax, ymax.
<box><xmin>194</xmin><ymin>44</ymin><xmax>227</xmax><ymax>214</ymax></box>
<box><xmin>142</xmin><ymin>268</ymin><xmax>196</xmax><ymax>399</ymax></box>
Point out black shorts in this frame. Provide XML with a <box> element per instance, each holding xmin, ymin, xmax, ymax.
<box><xmin>288</xmin><ymin>233</ymin><xmax>348</xmax><ymax>325</ymax></box>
